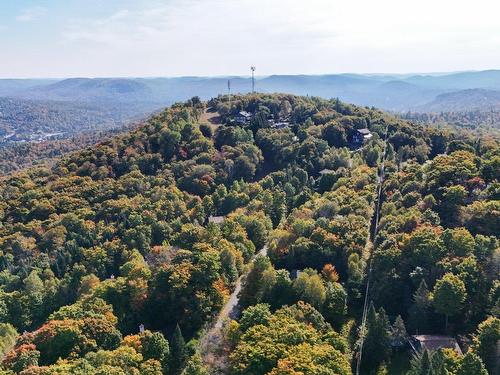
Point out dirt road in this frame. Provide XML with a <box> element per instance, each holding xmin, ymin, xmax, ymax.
<box><xmin>199</xmin><ymin>245</ymin><xmax>268</xmax><ymax>372</ymax></box>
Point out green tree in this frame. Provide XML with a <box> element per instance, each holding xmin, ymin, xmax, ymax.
<box><xmin>230</xmin><ymin>304</ymin><xmax>351</xmax><ymax>375</ymax></box>
<box><xmin>470</xmin><ymin>317</ymin><xmax>500</xmax><ymax>374</ymax></box>
<box><xmin>182</xmin><ymin>353</ymin><xmax>209</xmax><ymax>375</ymax></box>
<box><xmin>239</xmin><ymin>304</ymin><xmax>271</xmax><ymax>332</ymax></box>
<box><xmin>362</xmin><ymin>304</ymin><xmax>391</xmax><ymax>370</ymax></box>
<box><xmin>407</xmin><ymin>349</ymin><xmax>432</xmax><ymax>375</ymax></box>
<box><xmin>233</xmin><ymin>155</ymin><xmax>257</xmax><ymax>181</ymax></box>
<box><xmin>199</xmin><ymin>123</ymin><xmax>212</xmax><ymax>138</ymax></box>
<box><xmin>266</xmin><ymin>269</ymin><xmax>293</xmax><ymax>310</ymax></box>
<box><xmin>406</xmin><ymin>349</ymin><xmax>447</xmax><ymax>375</ymax></box>
<box><xmin>366</xmin><ymin>147</ymin><xmax>381</xmax><ymax>167</ymax></box>
<box><xmin>442</xmin><ymin>227</ymin><xmax>475</xmax><ymax>257</ymax></box>
<box><xmin>391</xmin><ymin>315</ymin><xmax>408</xmax><ymax>348</ymax></box>
<box><xmin>170</xmin><ymin>324</ymin><xmax>187</xmax><ymax>375</ymax></box>
<box><xmin>456</xmin><ymin>351</ymin><xmax>488</xmax><ymax>375</ymax></box>
<box><xmin>239</xmin><ymin>256</ymin><xmax>274</xmax><ymax>308</ymax></box>
<box><xmin>292</xmin><ymin>270</ymin><xmax>326</xmax><ymax>309</ymax></box>
<box><xmin>403</xmin><ymin>227</ymin><xmax>445</xmax><ymax>272</ymax></box>
<box><xmin>409</xmin><ymin>280</ymin><xmax>432</xmax><ymax>333</ymax></box>
<box><xmin>323</xmin><ymin>282</ymin><xmax>347</xmax><ymax>326</ymax></box>
<box><xmin>0</xmin><ymin>323</ymin><xmax>17</xmax><ymax>359</ymax></box>
<box><xmin>432</xmin><ymin>273</ymin><xmax>467</xmax><ymax>331</ymax></box>
<box><xmin>141</xmin><ymin>330</ymin><xmax>170</xmax><ymax>371</ymax></box>
<box><xmin>322</xmin><ymin>121</ymin><xmax>347</xmax><ymax>147</ymax></box>
<box><xmin>440</xmin><ymin>185</ymin><xmax>467</xmax><ymax>226</ymax></box>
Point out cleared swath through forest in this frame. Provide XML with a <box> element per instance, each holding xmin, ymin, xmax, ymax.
<box><xmin>356</xmin><ymin>125</ymin><xmax>389</xmax><ymax>375</ymax></box>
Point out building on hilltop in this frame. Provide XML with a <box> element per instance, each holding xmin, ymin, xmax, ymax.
<box><xmin>235</xmin><ymin>111</ymin><xmax>252</xmax><ymax>124</ymax></box>
<box><xmin>352</xmin><ymin>128</ymin><xmax>373</xmax><ymax>146</ymax></box>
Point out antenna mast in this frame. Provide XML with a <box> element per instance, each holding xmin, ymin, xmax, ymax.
<box><xmin>251</xmin><ymin>66</ymin><xmax>256</xmax><ymax>93</ymax></box>
<box><xmin>227</xmin><ymin>79</ymin><xmax>231</xmax><ymax>103</ymax></box>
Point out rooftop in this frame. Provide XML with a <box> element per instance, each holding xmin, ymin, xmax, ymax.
<box><xmin>208</xmin><ymin>215</ymin><xmax>225</xmax><ymax>224</ymax></box>
<box><xmin>357</xmin><ymin>128</ymin><xmax>372</xmax><ymax>135</ymax></box>
<box><xmin>319</xmin><ymin>168</ymin><xmax>335</xmax><ymax>175</ymax></box>
<box><xmin>410</xmin><ymin>335</ymin><xmax>463</xmax><ymax>355</ymax></box>
<box><xmin>271</xmin><ymin>121</ymin><xmax>290</xmax><ymax>128</ymax></box>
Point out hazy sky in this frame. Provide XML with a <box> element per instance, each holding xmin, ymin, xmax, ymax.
<box><xmin>1</xmin><ymin>0</ymin><xmax>499</xmax><ymax>78</ymax></box>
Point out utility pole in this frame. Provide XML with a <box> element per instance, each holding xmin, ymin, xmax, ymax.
<box><xmin>227</xmin><ymin>79</ymin><xmax>231</xmax><ymax>104</ymax></box>
<box><xmin>251</xmin><ymin>66</ymin><xmax>256</xmax><ymax>93</ymax></box>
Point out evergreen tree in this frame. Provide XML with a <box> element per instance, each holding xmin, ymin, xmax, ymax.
<box><xmin>407</xmin><ymin>350</ymin><xmax>432</xmax><ymax>375</ymax></box>
<box><xmin>391</xmin><ymin>315</ymin><xmax>408</xmax><ymax>348</ymax></box>
<box><xmin>471</xmin><ymin>317</ymin><xmax>500</xmax><ymax>374</ymax></box>
<box><xmin>456</xmin><ymin>352</ymin><xmax>488</xmax><ymax>375</ymax></box>
<box><xmin>409</xmin><ymin>280</ymin><xmax>431</xmax><ymax>333</ymax></box>
<box><xmin>170</xmin><ymin>324</ymin><xmax>187</xmax><ymax>375</ymax></box>
<box><xmin>430</xmin><ymin>349</ymin><xmax>446</xmax><ymax>375</ymax></box>
<box><xmin>362</xmin><ymin>303</ymin><xmax>391</xmax><ymax>370</ymax></box>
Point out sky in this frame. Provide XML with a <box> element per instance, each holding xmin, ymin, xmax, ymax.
<box><xmin>1</xmin><ymin>0</ymin><xmax>499</xmax><ymax>78</ymax></box>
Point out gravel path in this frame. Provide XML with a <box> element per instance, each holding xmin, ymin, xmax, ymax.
<box><xmin>199</xmin><ymin>245</ymin><xmax>268</xmax><ymax>372</ymax></box>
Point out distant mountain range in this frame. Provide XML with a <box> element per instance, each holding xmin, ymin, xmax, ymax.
<box><xmin>1</xmin><ymin>70</ymin><xmax>500</xmax><ymax>112</ymax></box>
<box><xmin>1</xmin><ymin>70</ymin><xmax>499</xmax><ymax>144</ymax></box>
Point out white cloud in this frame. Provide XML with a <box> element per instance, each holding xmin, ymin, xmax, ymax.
<box><xmin>56</xmin><ymin>0</ymin><xmax>500</xmax><ymax>76</ymax></box>
<box><xmin>60</xmin><ymin>0</ymin><xmax>342</xmax><ymax>74</ymax></box>
<box><xmin>4</xmin><ymin>0</ymin><xmax>499</xmax><ymax>77</ymax></box>
<box><xmin>16</xmin><ymin>6</ymin><xmax>47</xmax><ymax>22</ymax></box>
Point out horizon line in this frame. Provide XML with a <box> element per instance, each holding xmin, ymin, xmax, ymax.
<box><xmin>1</xmin><ymin>68</ymin><xmax>500</xmax><ymax>81</ymax></box>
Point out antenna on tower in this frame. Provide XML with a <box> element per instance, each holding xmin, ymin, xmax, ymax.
<box><xmin>250</xmin><ymin>66</ymin><xmax>256</xmax><ymax>93</ymax></box>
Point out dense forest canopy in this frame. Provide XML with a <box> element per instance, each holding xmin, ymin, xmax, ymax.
<box><xmin>0</xmin><ymin>128</ymin><xmax>132</xmax><ymax>176</ymax></box>
<box><xmin>0</xmin><ymin>97</ymin><xmax>156</xmax><ymax>141</ymax></box>
<box><xmin>0</xmin><ymin>93</ymin><xmax>498</xmax><ymax>375</ymax></box>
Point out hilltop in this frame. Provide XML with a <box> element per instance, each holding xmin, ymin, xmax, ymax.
<box><xmin>0</xmin><ymin>94</ymin><xmax>498</xmax><ymax>374</ymax></box>
<box><xmin>2</xmin><ymin>71</ymin><xmax>499</xmax><ymax>171</ymax></box>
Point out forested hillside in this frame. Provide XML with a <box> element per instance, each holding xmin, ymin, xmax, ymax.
<box><xmin>0</xmin><ymin>128</ymin><xmax>131</xmax><ymax>176</ymax></box>
<box><xmin>0</xmin><ymin>97</ymin><xmax>158</xmax><ymax>143</ymax></box>
<box><xmin>402</xmin><ymin>110</ymin><xmax>500</xmax><ymax>136</ymax></box>
<box><xmin>0</xmin><ymin>94</ymin><xmax>498</xmax><ymax>374</ymax></box>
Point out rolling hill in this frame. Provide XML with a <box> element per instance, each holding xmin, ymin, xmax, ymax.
<box><xmin>414</xmin><ymin>88</ymin><xmax>500</xmax><ymax>112</ymax></box>
<box><xmin>3</xmin><ymin>70</ymin><xmax>500</xmax><ymax>113</ymax></box>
